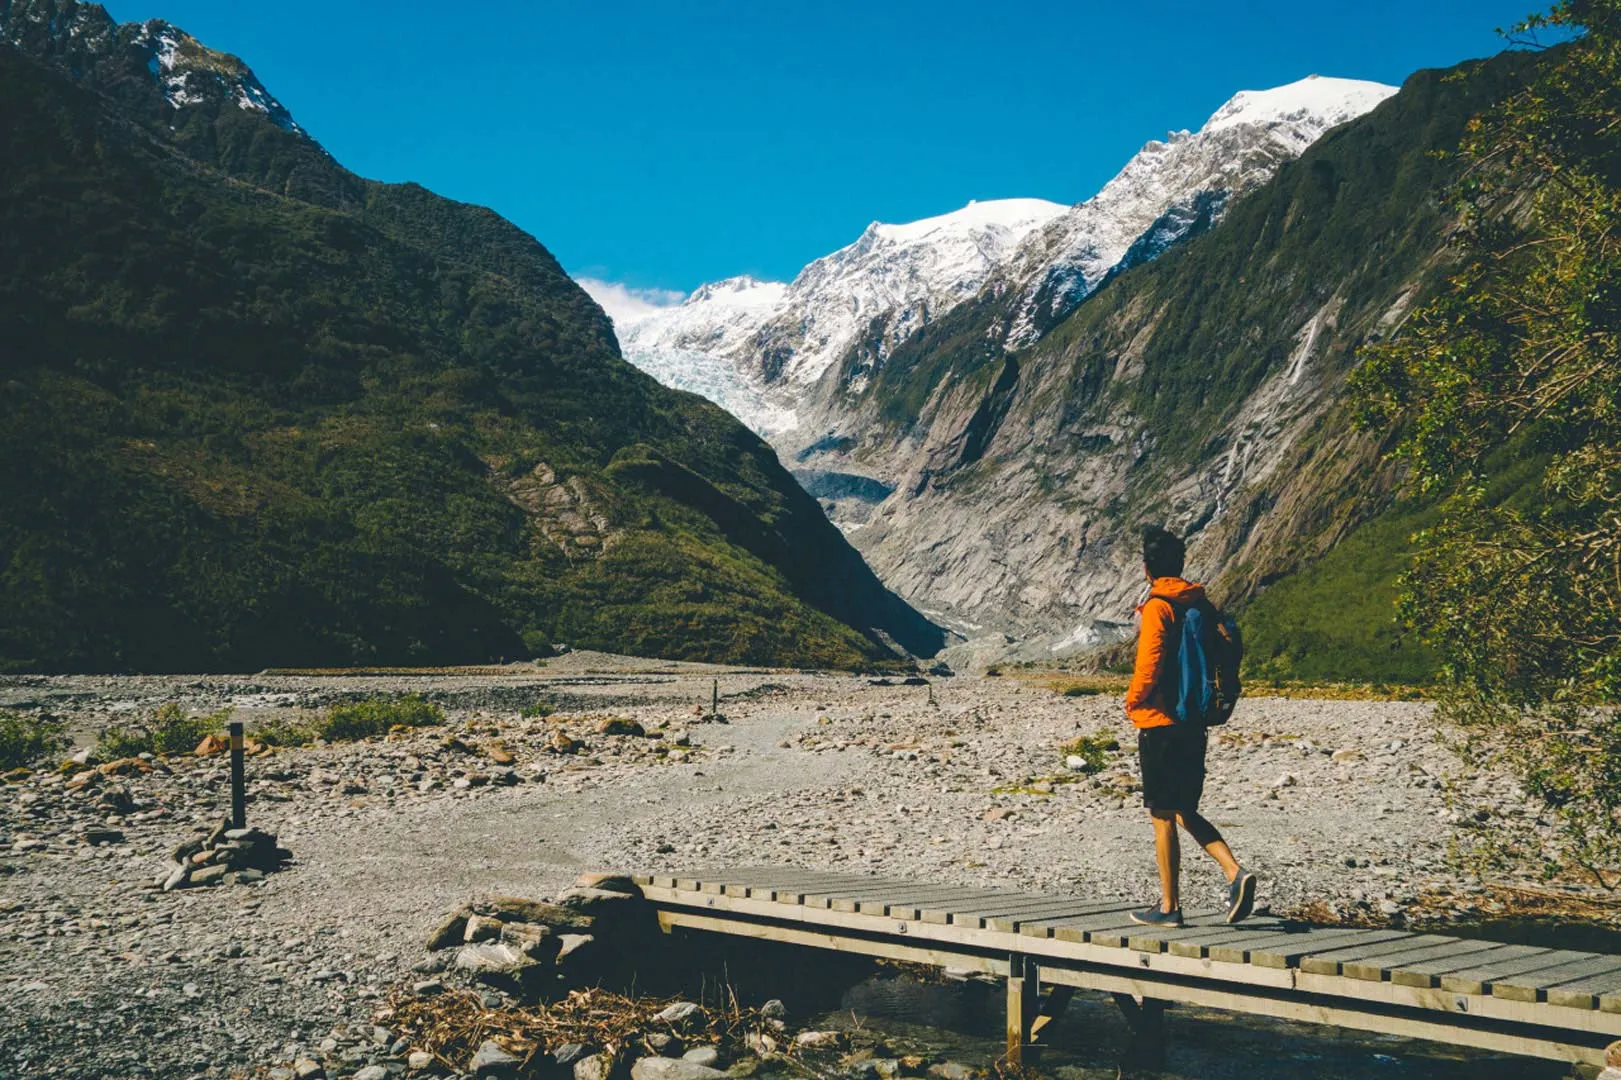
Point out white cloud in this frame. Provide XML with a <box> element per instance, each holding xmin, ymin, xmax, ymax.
<box><xmin>576</xmin><ymin>277</ymin><xmax>686</xmax><ymax>328</ymax></box>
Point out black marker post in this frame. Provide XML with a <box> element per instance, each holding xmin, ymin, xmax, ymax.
<box><xmin>228</xmin><ymin>720</ymin><xmax>246</xmax><ymax>829</ymax></box>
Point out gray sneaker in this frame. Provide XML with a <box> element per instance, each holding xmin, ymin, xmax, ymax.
<box><xmin>1227</xmin><ymin>870</ymin><xmax>1257</xmax><ymax>923</ymax></box>
<box><xmin>1130</xmin><ymin>905</ymin><xmax>1184</xmax><ymax>927</ymax></box>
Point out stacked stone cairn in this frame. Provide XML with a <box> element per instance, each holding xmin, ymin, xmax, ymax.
<box><xmin>408</xmin><ymin>873</ymin><xmax>987</xmax><ymax>1080</ymax></box>
<box><xmin>161</xmin><ymin>815</ymin><xmax>293</xmax><ymax>890</ymax></box>
<box><xmin>420</xmin><ymin>873</ymin><xmax>659</xmax><ymax>1001</ymax></box>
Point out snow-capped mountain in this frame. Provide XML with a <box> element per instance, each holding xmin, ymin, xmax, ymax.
<box><xmin>133</xmin><ymin>21</ymin><xmax>303</xmax><ymax>133</ymax></box>
<box><xmin>610</xmin><ymin>76</ymin><xmax>1396</xmax><ymax>446</ymax></box>
<box><xmin>614</xmin><ymin>199</ymin><xmax>1065</xmax><ymax>434</ymax></box>
<box><xmin>2</xmin><ymin>2</ymin><xmax>304</xmax><ymax>136</ymax></box>
<box><xmin>1000</xmin><ymin>75</ymin><xmax>1398</xmax><ymax>345</ymax></box>
<box><xmin>747</xmin><ymin>197</ymin><xmax>1067</xmax><ymax>389</ymax></box>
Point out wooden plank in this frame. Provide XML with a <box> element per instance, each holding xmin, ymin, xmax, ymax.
<box><xmin>1545</xmin><ymin>968</ymin><xmax>1621</xmax><ymax>1011</ymax></box>
<box><xmin>1388</xmin><ymin>943</ymin><xmax>1549</xmax><ymax>988</ymax></box>
<box><xmin>782</xmin><ymin>875</ymin><xmax>913</xmax><ymax>908</ymax></box>
<box><xmin>984</xmin><ymin>900</ymin><xmax>1128</xmax><ymax>933</ymax></box>
<box><xmin>1492</xmin><ymin>957</ymin><xmax>1621</xmax><ymax>1004</ymax></box>
<box><xmin>928</xmin><ymin>895</ymin><xmax>1104</xmax><ymax>928</ymax></box>
<box><xmin>1297</xmin><ymin>934</ymin><xmax>1451</xmax><ymax>976</ymax></box>
<box><xmin>850</xmin><ymin>885</ymin><xmax>1021</xmax><ymax>918</ymax></box>
<box><xmin>656</xmin><ymin>906</ymin><xmax>1008</xmax><ymax>975</ymax></box>
<box><xmin>803</xmin><ymin>880</ymin><xmax>989</xmax><ymax>913</ymax></box>
<box><xmin>1192</xmin><ymin>925</ymin><xmax>1321</xmax><ymax>964</ymax></box>
<box><xmin>1130</xmin><ymin>920</ymin><xmax>1278</xmax><ymax>955</ymax></box>
<box><xmin>1440</xmin><ymin>949</ymin><xmax>1594</xmax><ymax>996</ymax></box>
<box><xmin>1247</xmin><ymin>928</ymin><xmax>1413</xmax><ymax>970</ymax></box>
<box><xmin>1341</xmin><ymin>939</ymin><xmax>1507</xmax><ymax>982</ymax></box>
<box><xmin>917</xmin><ymin>891</ymin><xmax>1066</xmax><ymax>925</ymax></box>
<box><xmin>1090</xmin><ymin>911</ymin><xmax>1220</xmax><ymax>949</ymax></box>
<box><xmin>1146</xmin><ymin>920</ymin><xmax>1293</xmax><ymax>959</ymax></box>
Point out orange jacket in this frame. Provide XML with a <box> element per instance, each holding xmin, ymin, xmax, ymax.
<box><xmin>1125</xmin><ymin>577</ymin><xmax>1207</xmax><ymax>729</ymax></box>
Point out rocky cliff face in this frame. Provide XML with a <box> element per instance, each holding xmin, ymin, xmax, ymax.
<box><xmin>834</xmin><ymin>56</ymin><xmax>1534</xmax><ymax>663</ymax></box>
<box><xmin>616</xmin><ymin>78</ymin><xmax>1401</xmax><ymax>543</ymax></box>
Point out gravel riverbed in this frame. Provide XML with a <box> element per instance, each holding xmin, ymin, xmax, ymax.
<box><xmin>0</xmin><ymin>656</ymin><xmax>1580</xmax><ymax>1078</ymax></box>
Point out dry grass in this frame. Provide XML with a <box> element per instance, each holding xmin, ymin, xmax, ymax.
<box><xmin>380</xmin><ymin>987</ymin><xmax>763</xmax><ymax>1076</ymax></box>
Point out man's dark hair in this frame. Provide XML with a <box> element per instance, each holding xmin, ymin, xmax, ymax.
<box><xmin>1142</xmin><ymin>525</ymin><xmax>1186</xmax><ymax>579</ymax></box>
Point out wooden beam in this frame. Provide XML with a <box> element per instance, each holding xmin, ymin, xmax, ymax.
<box><xmin>1045</xmin><ymin>966</ymin><xmax>1605</xmax><ymax>1066</ymax></box>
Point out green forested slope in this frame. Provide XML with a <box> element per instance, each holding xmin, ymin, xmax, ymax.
<box><xmin>0</xmin><ymin>44</ymin><xmax>939</xmax><ymax>672</ymax></box>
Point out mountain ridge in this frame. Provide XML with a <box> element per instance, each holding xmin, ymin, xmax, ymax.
<box><xmin>0</xmin><ymin>4</ymin><xmax>942</xmax><ymax>671</ymax></box>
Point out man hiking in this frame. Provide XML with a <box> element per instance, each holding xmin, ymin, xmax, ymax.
<box><xmin>1126</xmin><ymin>525</ymin><xmax>1256</xmax><ymax>926</ymax></box>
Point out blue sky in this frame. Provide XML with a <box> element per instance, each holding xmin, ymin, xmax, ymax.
<box><xmin>109</xmin><ymin>1</ymin><xmax>1542</xmax><ymax>299</ymax></box>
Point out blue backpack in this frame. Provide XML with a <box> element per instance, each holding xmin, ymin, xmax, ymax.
<box><xmin>1168</xmin><ymin>599</ymin><xmax>1243</xmax><ymax>726</ymax></box>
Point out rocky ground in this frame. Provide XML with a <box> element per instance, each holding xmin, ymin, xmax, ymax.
<box><xmin>0</xmin><ymin>655</ymin><xmax>1591</xmax><ymax>1079</ymax></box>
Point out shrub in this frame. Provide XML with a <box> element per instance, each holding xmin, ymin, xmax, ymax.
<box><xmin>520</xmin><ymin>701</ymin><xmax>556</xmax><ymax>719</ymax></box>
<box><xmin>1060</xmin><ymin>731</ymin><xmax>1121</xmax><ymax>774</ymax></box>
<box><xmin>98</xmin><ymin>703</ymin><xmax>229</xmax><ymax>758</ymax></box>
<box><xmin>0</xmin><ymin>712</ymin><xmax>68</xmax><ymax>770</ymax></box>
<box><xmin>317</xmin><ymin>695</ymin><xmax>444</xmax><ymax>742</ymax></box>
<box><xmin>1062</xmin><ymin>685</ymin><xmax>1102</xmax><ymax>698</ymax></box>
<box><xmin>251</xmin><ymin>715</ymin><xmax>318</xmax><ymax>747</ymax></box>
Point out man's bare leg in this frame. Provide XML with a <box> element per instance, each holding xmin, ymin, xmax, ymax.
<box><xmin>1176</xmin><ymin>810</ymin><xmax>1240</xmax><ymax>882</ymax></box>
<box><xmin>1151</xmin><ymin>808</ymin><xmax>1181</xmax><ymax>912</ymax></box>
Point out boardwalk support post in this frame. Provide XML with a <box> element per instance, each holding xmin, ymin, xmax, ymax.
<box><xmin>1114</xmin><ymin>993</ymin><xmax>1167</xmax><ymax>1071</ymax></box>
<box><xmin>1006</xmin><ymin>954</ymin><xmax>1043</xmax><ymax>1065</ymax></box>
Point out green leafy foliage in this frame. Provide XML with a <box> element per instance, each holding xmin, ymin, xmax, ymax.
<box><xmin>249</xmin><ymin>715</ymin><xmax>318</xmax><ymax>748</ymax></box>
<box><xmin>0</xmin><ymin>712</ymin><xmax>67</xmax><ymax>769</ymax></box>
<box><xmin>1059</xmin><ymin>731</ymin><xmax>1121</xmax><ymax>773</ymax></box>
<box><xmin>98</xmin><ymin>703</ymin><xmax>229</xmax><ymax>758</ymax></box>
<box><xmin>0</xmin><ymin>47</ymin><xmax>938</xmax><ymax>673</ymax></box>
<box><xmin>317</xmin><ymin>695</ymin><xmax>443</xmax><ymax>742</ymax></box>
<box><xmin>1351</xmin><ymin>2</ymin><xmax>1621</xmax><ymax>876</ymax></box>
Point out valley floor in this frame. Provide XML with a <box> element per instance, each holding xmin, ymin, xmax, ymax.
<box><xmin>0</xmin><ymin>657</ymin><xmax>1590</xmax><ymax>1078</ymax></box>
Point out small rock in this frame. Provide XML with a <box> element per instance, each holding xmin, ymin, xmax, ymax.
<box><xmin>554</xmin><ymin>1043</ymin><xmax>590</xmax><ymax>1067</ymax></box>
<box><xmin>190</xmin><ymin>864</ymin><xmax>228</xmax><ymax>887</ymax></box>
<box><xmin>471</xmin><ymin>1039</ymin><xmax>522</xmax><ymax>1076</ymax></box>
<box><xmin>353</xmin><ymin>1068</ymin><xmax>388</xmax><ymax>1080</ymax></box>
<box><xmin>194</xmin><ymin>733</ymin><xmax>229</xmax><ymax>757</ymax></box>
<box><xmin>631</xmin><ymin>1057</ymin><xmax>729</xmax><ymax>1080</ymax></box>
<box><xmin>407</xmin><ymin>1050</ymin><xmax>434</xmax><ymax>1071</ymax></box>
<box><xmin>455</xmin><ymin>942</ymin><xmax>528</xmax><ymax>974</ymax></box>
<box><xmin>556</xmin><ymin>886</ymin><xmax>639</xmax><ymax>916</ymax></box>
<box><xmin>556</xmin><ymin>933</ymin><xmax>594</xmax><ymax>961</ymax></box>
<box><xmin>293</xmin><ymin>1060</ymin><xmax>324</xmax><ymax>1080</ymax></box>
<box><xmin>1272</xmin><ymin>773</ymin><xmax>1298</xmax><ymax>789</ymax></box>
<box><xmin>744</xmin><ymin>1033</ymin><xmax>778</xmax><ymax>1057</ymax></box>
<box><xmin>575</xmin><ymin>1053</ymin><xmax>613</xmax><ymax>1080</ymax></box>
<box><xmin>655</xmin><ymin>1001</ymin><xmax>703</xmax><ymax>1027</ymax></box>
<box><xmin>465</xmin><ymin>915</ymin><xmax>502</xmax><ymax>943</ymax></box>
<box><xmin>794</xmin><ymin>1031</ymin><xmax>844</xmax><ymax>1050</ymax></box>
<box><xmin>426</xmin><ymin>908</ymin><xmax>470</xmax><ymax>950</ymax></box>
<box><xmin>759</xmin><ymin>1000</ymin><xmax>787</xmax><ymax>1021</ymax></box>
<box><xmin>682</xmin><ymin>1046</ymin><xmax>721</xmax><ymax>1068</ymax></box>
<box><xmin>928</xmin><ymin>1065</ymin><xmax>974</xmax><ymax>1080</ymax></box>
<box><xmin>597</xmin><ymin>717</ymin><xmax>646</xmax><ymax>737</ymax></box>
<box><xmin>1331</xmin><ymin>748</ymin><xmax>1364</xmax><ymax>763</ymax></box>
<box><xmin>413</xmin><ymin>979</ymin><xmax>445</xmax><ymax>996</ymax></box>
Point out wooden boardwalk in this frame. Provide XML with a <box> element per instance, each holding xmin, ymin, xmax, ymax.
<box><xmin>634</xmin><ymin>867</ymin><xmax>1621</xmax><ymax>1069</ymax></box>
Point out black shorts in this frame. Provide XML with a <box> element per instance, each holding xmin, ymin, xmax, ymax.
<box><xmin>1138</xmin><ymin>723</ymin><xmax>1207</xmax><ymax>812</ymax></box>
